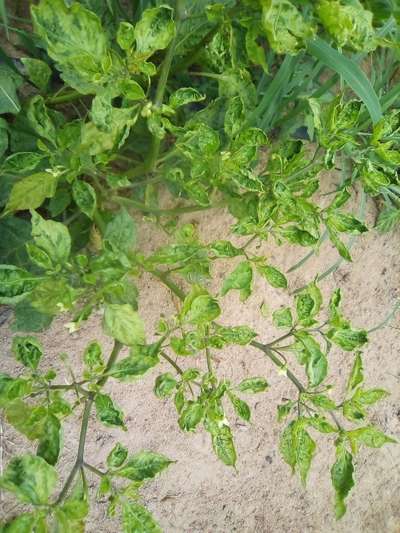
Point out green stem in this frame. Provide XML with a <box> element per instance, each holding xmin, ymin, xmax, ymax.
<box><xmin>83</xmin><ymin>462</ymin><xmax>106</xmax><ymax>477</ymax></box>
<box><xmin>56</xmin><ymin>341</ymin><xmax>123</xmax><ymax>503</ymax></box>
<box><xmin>150</xmin><ymin>269</ymin><xmax>186</xmax><ymax>300</ymax></box>
<box><xmin>46</xmin><ymin>90</ymin><xmax>83</xmax><ymax>105</ymax></box>
<box><xmin>250</xmin><ymin>341</ymin><xmax>306</xmax><ymax>393</ymax></box>
<box><xmin>145</xmin><ymin>0</ymin><xmax>185</xmax><ymax>172</ymax></box>
<box><xmin>160</xmin><ymin>351</ymin><xmax>184</xmax><ymax>375</ymax></box>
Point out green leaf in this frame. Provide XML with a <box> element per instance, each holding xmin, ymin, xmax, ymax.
<box><xmin>307</xmin><ymin>394</ymin><xmax>336</xmax><ymax>411</ymax></box>
<box><xmin>0</xmin><ymin>265</ymin><xmax>38</xmax><ymax>304</ymax></box>
<box><xmin>277</xmin><ymin>401</ymin><xmax>295</xmax><ymax>422</ymax></box>
<box><xmin>95</xmin><ymin>393</ymin><xmax>126</xmax><ymax>430</ymax></box>
<box><xmin>110</xmin><ymin>344</ymin><xmax>160</xmax><ymax>381</ymax></box>
<box><xmin>121</xmin><ymin>501</ymin><xmax>162</xmax><ymax>533</ymax></box>
<box><xmin>183</xmin><ymin>293</ymin><xmax>221</xmax><ymax>325</ymax></box>
<box><xmin>331</xmin><ymin>446</ymin><xmax>354</xmax><ymax>519</ymax></box>
<box><xmin>221</xmin><ymin>260</ymin><xmax>253</xmax><ymax>301</ymax></box>
<box><xmin>295</xmin><ymin>282</ymin><xmax>322</xmax><ymax>326</ymax></box>
<box><xmin>178</xmin><ymin>401</ymin><xmax>204</xmax><ymax>431</ymax></box>
<box><xmin>26</xmin><ymin>96</ymin><xmax>57</xmax><ymax>144</ymax></box>
<box><xmin>117</xmin><ymin>21</ymin><xmax>135</xmax><ymax>50</ymax></box>
<box><xmin>12</xmin><ymin>336</ymin><xmax>43</xmax><ymax>370</ymax></box>
<box><xmin>327</xmin><ymin>327</ymin><xmax>368</xmax><ymax>351</ymax></box>
<box><xmin>347</xmin><ymin>352</ymin><xmax>364</xmax><ymax>392</ymax></box>
<box><xmin>228</xmin><ymin>392</ymin><xmax>251</xmax><ymax>421</ymax></box>
<box><xmin>107</xmin><ymin>442</ymin><xmax>128</xmax><ymax>468</ymax></box>
<box><xmin>0</xmin><ymin>64</ymin><xmax>22</xmax><ymax>114</ymax></box>
<box><xmin>103</xmin><ymin>304</ymin><xmax>145</xmax><ymax>346</ymax></box>
<box><xmin>37</xmin><ymin>413</ymin><xmax>61</xmax><ymax>466</ymax></box>
<box><xmin>0</xmin><ymin>512</ymin><xmax>41</xmax><ymax>533</ymax></box>
<box><xmin>134</xmin><ymin>6</ymin><xmax>175</xmax><ymax>59</ymax></box>
<box><xmin>308</xmin><ymin>415</ymin><xmax>337</xmax><ymax>434</ymax></box>
<box><xmin>211</xmin><ymin>423</ymin><xmax>237</xmax><ymax>467</ymax></box>
<box><xmin>5</xmin><ymin>399</ymin><xmax>47</xmax><ymax>440</ymax></box>
<box><xmin>83</xmin><ymin>340</ymin><xmax>105</xmax><ymax>376</ymax></box>
<box><xmin>236</xmin><ymin>377</ymin><xmax>269</xmax><ymax>393</ymax></box>
<box><xmin>346</xmin><ymin>426</ymin><xmax>396</xmax><ymax>450</ymax></box>
<box><xmin>104</xmin><ymin>209</ymin><xmax>137</xmax><ymax>253</ymax></box>
<box><xmin>261</xmin><ymin>0</ymin><xmax>315</xmax><ymax>55</ymax></box>
<box><xmin>21</xmin><ymin>58</ymin><xmax>52</xmax><ymax>92</ymax></box>
<box><xmin>154</xmin><ymin>373</ymin><xmax>177</xmax><ymax>398</ymax></box>
<box><xmin>295</xmin><ymin>331</ymin><xmax>328</xmax><ymax>387</ymax></box>
<box><xmin>212</xmin><ymin>325</ymin><xmax>257</xmax><ymax>346</ymax></box>
<box><xmin>0</xmin><ymin>454</ymin><xmax>57</xmax><ymax>505</ymax></box>
<box><xmin>31</xmin><ymin>210</ymin><xmax>71</xmax><ymax>265</ymax></box>
<box><xmin>353</xmin><ymin>387</ymin><xmax>390</xmax><ymax>405</ymax></box>
<box><xmin>0</xmin><ymin>375</ymin><xmax>32</xmax><ymax>409</ymax></box>
<box><xmin>327</xmin><ymin>213</ymin><xmax>367</xmax><ymax>234</ymax></box>
<box><xmin>317</xmin><ymin>0</ymin><xmax>376</xmax><ymax>52</ymax></box>
<box><xmin>26</xmin><ymin>243</ymin><xmax>53</xmax><ymax>271</ymax></box>
<box><xmin>32</xmin><ymin>0</ymin><xmax>110</xmax><ymax>94</ymax></box>
<box><xmin>0</xmin><ymin>216</ymin><xmax>31</xmax><ymax>268</ymax></box>
<box><xmin>12</xmin><ymin>301</ymin><xmax>52</xmax><ymax>333</ymax></box>
<box><xmin>209</xmin><ymin>240</ymin><xmax>243</xmax><ymax>258</ymax></box>
<box><xmin>272</xmin><ymin>307</ymin><xmax>293</xmax><ymax>329</ymax></box>
<box><xmin>115</xmin><ymin>451</ymin><xmax>172</xmax><ymax>481</ymax></box>
<box><xmin>279</xmin><ymin>420</ymin><xmax>316</xmax><ymax>484</ymax></box>
<box><xmin>72</xmin><ymin>180</ymin><xmax>97</xmax><ymax>219</ymax></box>
<box><xmin>29</xmin><ymin>278</ymin><xmax>76</xmax><ymax>315</ymax></box>
<box><xmin>257</xmin><ymin>264</ymin><xmax>288</xmax><ymax>289</ymax></box>
<box><xmin>307</xmin><ymin>37</ymin><xmax>382</xmax><ymax>124</ymax></box>
<box><xmin>5</xmin><ymin>172</ymin><xmax>58</xmax><ymax>213</ymax></box>
<box><xmin>169</xmin><ymin>88</ymin><xmax>205</xmax><ymax>109</ymax></box>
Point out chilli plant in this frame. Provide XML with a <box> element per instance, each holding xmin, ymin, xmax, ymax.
<box><xmin>0</xmin><ymin>0</ymin><xmax>399</xmax><ymax>531</ymax></box>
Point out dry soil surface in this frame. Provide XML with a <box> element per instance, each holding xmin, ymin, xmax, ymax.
<box><xmin>1</xmin><ymin>183</ymin><xmax>400</xmax><ymax>533</ymax></box>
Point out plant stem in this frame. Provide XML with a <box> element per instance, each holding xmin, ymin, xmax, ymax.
<box><xmin>145</xmin><ymin>0</ymin><xmax>185</xmax><ymax>172</ymax></box>
<box><xmin>56</xmin><ymin>341</ymin><xmax>123</xmax><ymax>503</ymax></box>
<box><xmin>83</xmin><ymin>462</ymin><xmax>106</xmax><ymax>477</ymax></box>
<box><xmin>46</xmin><ymin>90</ymin><xmax>83</xmax><ymax>105</ymax></box>
<box><xmin>150</xmin><ymin>269</ymin><xmax>186</xmax><ymax>300</ymax></box>
<box><xmin>250</xmin><ymin>341</ymin><xmax>306</xmax><ymax>393</ymax></box>
<box><xmin>160</xmin><ymin>351</ymin><xmax>184</xmax><ymax>375</ymax></box>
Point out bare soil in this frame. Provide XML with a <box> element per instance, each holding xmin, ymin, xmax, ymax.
<box><xmin>1</xmin><ymin>183</ymin><xmax>400</xmax><ymax>532</ymax></box>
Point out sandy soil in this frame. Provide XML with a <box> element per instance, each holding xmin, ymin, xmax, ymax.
<box><xmin>1</xmin><ymin>181</ymin><xmax>400</xmax><ymax>532</ymax></box>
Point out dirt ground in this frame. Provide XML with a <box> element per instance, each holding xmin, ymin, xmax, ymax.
<box><xmin>1</xmin><ymin>180</ymin><xmax>400</xmax><ymax>533</ymax></box>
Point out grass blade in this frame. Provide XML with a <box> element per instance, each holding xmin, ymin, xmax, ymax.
<box><xmin>0</xmin><ymin>0</ymin><xmax>9</xmax><ymax>40</ymax></box>
<box><xmin>307</xmin><ymin>37</ymin><xmax>382</xmax><ymax>124</ymax></box>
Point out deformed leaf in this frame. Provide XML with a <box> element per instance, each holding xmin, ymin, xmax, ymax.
<box><xmin>178</xmin><ymin>401</ymin><xmax>204</xmax><ymax>431</ymax></box>
<box><xmin>37</xmin><ymin>413</ymin><xmax>61</xmax><ymax>465</ymax></box>
<box><xmin>95</xmin><ymin>393</ymin><xmax>127</xmax><ymax>430</ymax></box>
<box><xmin>169</xmin><ymin>88</ymin><xmax>205</xmax><ymax>109</ymax></box>
<box><xmin>21</xmin><ymin>58</ymin><xmax>52</xmax><ymax>91</ymax></box>
<box><xmin>228</xmin><ymin>392</ymin><xmax>251</xmax><ymax>421</ymax></box>
<box><xmin>257</xmin><ymin>264</ymin><xmax>288</xmax><ymax>289</ymax></box>
<box><xmin>331</xmin><ymin>445</ymin><xmax>354</xmax><ymax>519</ymax></box>
<box><xmin>0</xmin><ymin>454</ymin><xmax>57</xmax><ymax>505</ymax></box>
<box><xmin>134</xmin><ymin>6</ymin><xmax>175</xmax><ymax>59</ymax></box>
<box><xmin>72</xmin><ymin>180</ymin><xmax>97</xmax><ymax>219</ymax></box>
<box><xmin>12</xmin><ymin>335</ymin><xmax>43</xmax><ymax>370</ymax></box>
<box><xmin>221</xmin><ymin>260</ymin><xmax>253</xmax><ymax>301</ymax></box>
<box><xmin>103</xmin><ymin>304</ymin><xmax>145</xmax><ymax>346</ymax></box>
<box><xmin>5</xmin><ymin>172</ymin><xmax>58</xmax><ymax>213</ymax></box>
<box><xmin>115</xmin><ymin>451</ymin><xmax>173</xmax><ymax>481</ymax></box>
<box><xmin>31</xmin><ymin>210</ymin><xmax>71</xmax><ymax>265</ymax></box>
<box><xmin>0</xmin><ymin>265</ymin><xmax>38</xmax><ymax>305</ymax></box>
<box><xmin>122</xmin><ymin>501</ymin><xmax>162</xmax><ymax>533</ymax></box>
<box><xmin>107</xmin><ymin>442</ymin><xmax>128</xmax><ymax>469</ymax></box>
<box><xmin>237</xmin><ymin>377</ymin><xmax>269</xmax><ymax>393</ymax></box>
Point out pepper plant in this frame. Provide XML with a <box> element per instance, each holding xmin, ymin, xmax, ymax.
<box><xmin>0</xmin><ymin>0</ymin><xmax>398</xmax><ymax>531</ymax></box>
